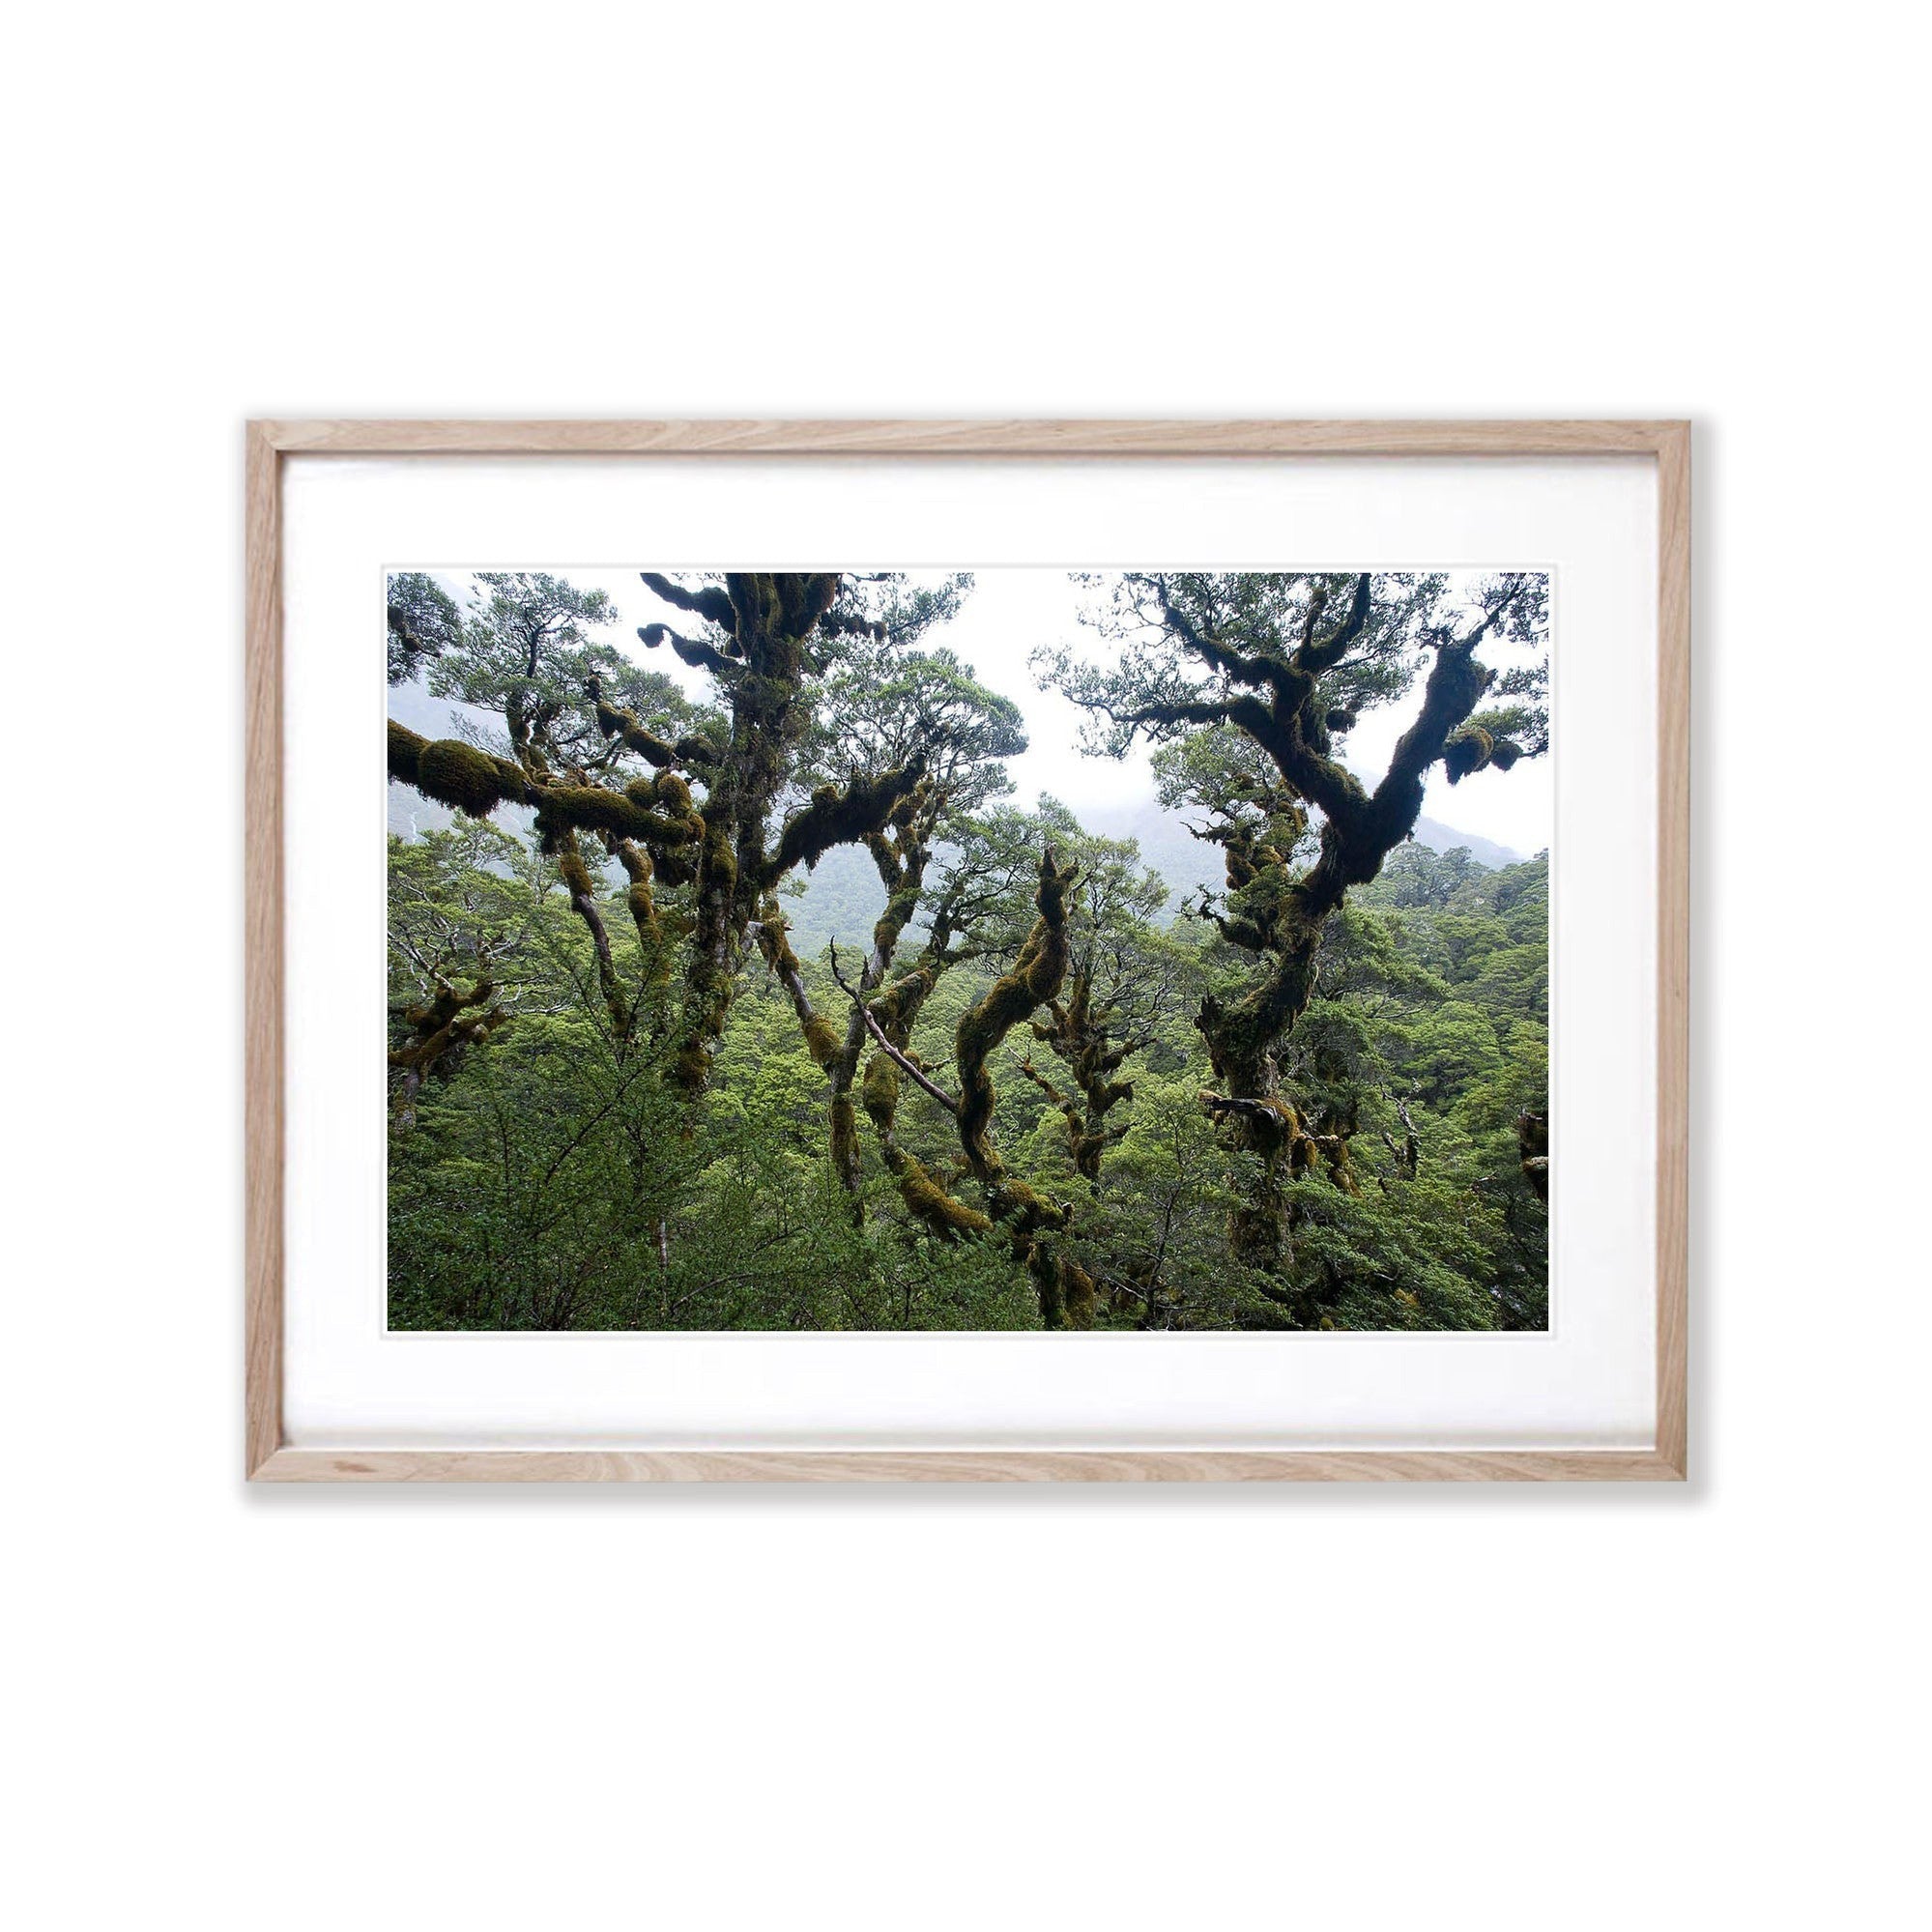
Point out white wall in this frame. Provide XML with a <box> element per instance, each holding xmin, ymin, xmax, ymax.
<box><xmin>7</xmin><ymin>6</ymin><xmax>1925</xmax><ymax>1928</ymax></box>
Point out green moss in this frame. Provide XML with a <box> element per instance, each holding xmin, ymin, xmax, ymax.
<box><xmin>389</xmin><ymin>974</ymin><xmax>505</xmax><ymax>1084</ymax></box>
<box><xmin>415</xmin><ymin>737</ymin><xmax>523</xmax><ymax>819</ymax></box>
<box><xmin>765</xmin><ymin>756</ymin><xmax>929</xmax><ymax>880</ymax></box>
<box><xmin>829</xmin><ymin>1092</ymin><xmax>859</xmax><ymax>1179</ymax></box>
<box><xmin>387</xmin><ymin>719</ymin><xmax>426</xmax><ymax>785</ymax></box>
<box><xmin>955</xmin><ymin>851</ymin><xmax>1079</xmax><ymax>1190</ymax></box>
<box><xmin>666</xmin><ymin>957</ymin><xmax>740</xmax><ymax>1093</ymax></box>
<box><xmin>702</xmin><ymin>821</ymin><xmax>737</xmax><ymax>889</ymax></box>
<box><xmin>1026</xmin><ymin>1243</ymin><xmax>1068</xmax><ymax>1329</ymax></box>
<box><xmin>801</xmin><ymin>1012</ymin><xmax>841</xmax><ymax>1068</ymax></box>
<box><xmin>874</xmin><ymin>890</ymin><xmax>919</xmax><ymax>958</ymax></box>
<box><xmin>861</xmin><ymin>1052</ymin><xmax>901</xmax><ymax>1134</ymax></box>
<box><xmin>888</xmin><ymin>787</ymin><xmax>922</xmax><ymax>831</ymax></box>
<box><xmin>732</xmin><ymin>573</ymin><xmax>780</xmax><ymax>639</ymax></box>
<box><xmin>672</xmin><ymin>1040</ymin><xmax>711</xmax><ymax>1090</ymax></box>
<box><xmin>750</xmin><ymin>901</ymin><xmax>841</xmax><ymax>1069</ymax></box>
<box><xmin>1442</xmin><ymin>727</ymin><xmax>1494</xmax><ymax>785</ymax></box>
<box><xmin>868</xmin><ymin>966</ymin><xmax>933</xmax><ymax>1035</ymax></box>
<box><xmin>535</xmin><ymin>783</ymin><xmax>699</xmax><ymax>848</ymax></box>
<box><xmin>652</xmin><ymin>846</ymin><xmax>699</xmax><ymax>888</ymax></box>
<box><xmin>1022</xmin><ymin>922</ymin><xmax>1070</xmax><ymax>1003</ymax></box>
<box><xmin>610</xmin><ymin>844</ymin><xmax>660</xmax><ymax>940</ymax></box>
<box><xmin>596</xmin><ymin>698</ymin><xmax>677</xmax><ymax>766</ymax></box>
<box><xmin>1061</xmin><ymin>1257</ymin><xmax>1098</xmax><ymax>1325</ymax></box>
<box><xmin>1316</xmin><ymin>1134</ymin><xmax>1360</xmax><ymax>1194</ymax></box>
<box><xmin>1196</xmin><ymin>936</ymin><xmax>1319</xmax><ymax>1098</ymax></box>
<box><xmin>883</xmin><ymin>1144</ymin><xmax>993</xmax><ymax>1238</ymax></box>
<box><xmin>994</xmin><ymin>1177</ymin><xmax>1065</xmax><ymax>1232</ymax></box>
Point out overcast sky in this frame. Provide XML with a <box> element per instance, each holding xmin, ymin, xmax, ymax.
<box><xmin>426</xmin><ymin>567</ymin><xmax>1553</xmax><ymax>855</ymax></box>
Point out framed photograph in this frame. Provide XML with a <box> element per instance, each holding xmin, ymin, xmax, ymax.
<box><xmin>246</xmin><ymin>419</ymin><xmax>1688</xmax><ymax>1482</ymax></box>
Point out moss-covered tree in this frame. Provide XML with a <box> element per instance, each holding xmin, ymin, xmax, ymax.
<box><xmin>1040</xmin><ymin>570</ymin><xmax>1548</xmax><ymax>1277</ymax></box>
<box><xmin>1015</xmin><ymin>798</ymin><xmax>1197</xmax><ymax>1182</ymax></box>
<box><xmin>385</xmin><ymin>567</ymin><xmax>1554</xmax><ymax>1335</ymax></box>
<box><xmin>750</xmin><ymin>595</ymin><xmax>1032</xmax><ymax>1207</ymax></box>
<box><xmin>388</xmin><ymin>570</ymin><xmax>959</xmax><ymax>1099</ymax></box>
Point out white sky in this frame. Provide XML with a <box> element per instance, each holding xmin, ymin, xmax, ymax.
<box><xmin>431</xmin><ymin>567</ymin><xmax>1553</xmax><ymax>855</ymax></box>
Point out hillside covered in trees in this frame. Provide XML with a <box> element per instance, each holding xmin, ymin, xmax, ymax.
<box><xmin>386</xmin><ymin>568</ymin><xmax>1550</xmax><ymax>1332</ymax></box>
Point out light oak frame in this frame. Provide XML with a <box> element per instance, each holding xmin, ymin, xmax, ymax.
<box><xmin>245</xmin><ymin>419</ymin><xmax>1689</xmax><ymax>1483</ymax></box>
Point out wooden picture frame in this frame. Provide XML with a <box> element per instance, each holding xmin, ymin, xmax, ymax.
<box><xmin>246</xmin><ymin>418</ymin><xmax>1688</xmax><ymax>1483</ymax></box>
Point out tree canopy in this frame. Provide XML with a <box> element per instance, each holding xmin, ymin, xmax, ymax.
<box><xmin>387</xmin><ymin>568</ymin><xmax>1550</xmax><ymax>1331</ymax></box>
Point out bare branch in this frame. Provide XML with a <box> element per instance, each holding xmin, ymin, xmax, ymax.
<box><xmin>828</xmin><ymin>941</ymin><xmax>960</xmax><ymax>1115</ymax></box>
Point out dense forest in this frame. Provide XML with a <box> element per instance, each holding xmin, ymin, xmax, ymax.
<box><xmin>387</xmin><ymin>568</ymin><xmax>1549</xmax><ymax>1332</ymax></box>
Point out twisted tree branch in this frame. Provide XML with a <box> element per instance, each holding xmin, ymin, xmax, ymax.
<box><xmin>828</xmin><ymin>941</ymin><xmax>960</xmax><ymax>1115</ymax></box>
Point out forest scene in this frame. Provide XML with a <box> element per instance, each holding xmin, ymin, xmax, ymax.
<box><xmin>387</xmin><ymin>566</ymin><xmax>1551</xmax><ymax>1333</ymax></box>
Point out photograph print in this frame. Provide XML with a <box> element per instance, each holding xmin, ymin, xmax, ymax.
<box><xmin>386</xmin><ymin>566</ymin><xmax>1550</xmax><ymax>1332</ymax></box>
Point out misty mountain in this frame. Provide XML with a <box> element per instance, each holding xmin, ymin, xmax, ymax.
<box><xmin>1412</xmin><ymin>817</ymin><xmax>1524</xmax><ymax>871</ymax></box>
<box><xmin>1069</xmin><ymin>801</ymin><xmax>1523</xmax><ymax>915</ymax></box>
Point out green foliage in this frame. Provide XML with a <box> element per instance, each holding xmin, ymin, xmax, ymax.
<box><xmin>800</xmin><ymin>641</ymin><xmax>1025</xmax><ymax>815</ymax></box>
<box><xmin>1039</xmin><ymin>571</ymin><xmax>1548</xmax><ymax>764</ymax></box>
<box><xmin>389</xmin><ymin>823</ymin><xmax>1550</xmax><ymax>1332</ymax></box>
<box><xmin>388</xmin><ymin>571</ymin><xmax>1550</xmax><ymax>1334</ymax></box>
<box><xmin>387</xmin><ymin>572</ymin><xmax>462</xmax><ymax>684</ymax></box>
